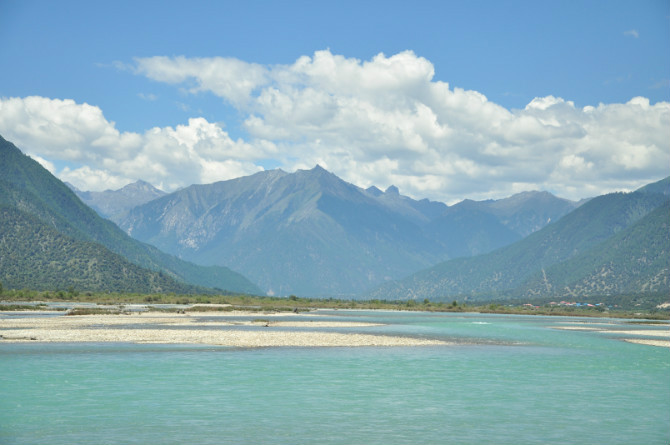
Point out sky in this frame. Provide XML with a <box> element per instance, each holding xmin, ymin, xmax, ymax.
<box><xmin>0</xmin><ymin>0</ymin><xmax>668</xmax><ymax>204</ymax></box>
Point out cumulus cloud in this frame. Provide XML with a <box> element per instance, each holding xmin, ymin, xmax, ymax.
<box><xmin>131</xmin><ymin>50</ymin><xmax>670</xmax><ymax>202</ymax></box>
<box><xmin>0</xmin><ymin>97</ymin><xmax>265</xmax><ymax>191</ymax></box>
<box><xmin>134</xmin><ymin>56</ymin><xmax>268</xmax><ymax>108</ymax></box>
<box><xmin>59</xmin><ymin>165</ymin><xmax>132</xmax><ymax>192</ymax></box>
<box><xmin>1</xmin><ymin>50</ymin><xmax>668</xmax><ymax>203</ymax></box>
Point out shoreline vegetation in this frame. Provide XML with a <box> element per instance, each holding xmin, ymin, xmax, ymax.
<box><xmin>1</xmin><ymin>288</ymin><xmax>668</xmax><ymax>320</ymax></box>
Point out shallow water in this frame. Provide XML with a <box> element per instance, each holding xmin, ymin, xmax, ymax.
<box><xmin>1</xmin><ymin>311</ymin><xmax>668</xmax><ymax>444</ymax></box>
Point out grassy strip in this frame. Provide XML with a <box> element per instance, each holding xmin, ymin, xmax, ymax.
<box><xmin>0</xmin><ymin>303</ymin><xmax>57</xmax><ymax>311</ymax></box>
<box><xmin>66</xmin><ymin>307</ymin><xmax>124</xmax><ymax>316</ymax></box>
<box><xmin>1</xmin><ymin>289</ymin><xmax>668</xmax><ymax>320</ymax></box>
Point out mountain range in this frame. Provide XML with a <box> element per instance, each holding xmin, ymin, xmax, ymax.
<box><xmin>2</xmin><ymin>133</ymin><xmax>667</xmax><ymax>304</ymax></box>
<box><xmin>0</xmin><ymin>135</ymin><xmax>262</xmax><ymax>295</ymax></box>
<box><xmin>111</xmin><ymin>166</ymin><xmax>578</xmax><ymax>297</ymax></box>
<box><xmin>367</xmin><ymin>180</ymin><xmax>669</xmax><ymax>302</ymax></box>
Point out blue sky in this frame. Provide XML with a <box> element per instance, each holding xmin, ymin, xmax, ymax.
<box><xmin>0</xmin><ymin>0</ymin><xmax>668</xmax><ymax>203</ymax></box>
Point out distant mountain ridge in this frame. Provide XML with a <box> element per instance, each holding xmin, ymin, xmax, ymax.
<box><xmin>367</xmin><ymin>182</ymin><xmax>669</xmax><ymax>301</ymax></box>
<box><xmin>451</xmin><ymin>191</ymin><xmax>582</xmax><ymax>237</ymax></box>
<box><xmin>0</xmin><ymin>135</ymin><xmax>262</xmax><ymax>295</ymax></box>
<box><xmin>114</xmin><ymin>165</ymin><xmax>578</xmax><ymax>297</ymax></box>
<box><xmin>70</xmin><ymin>180</ymin><xmax>166</xmax><ymax>219</ymax></box>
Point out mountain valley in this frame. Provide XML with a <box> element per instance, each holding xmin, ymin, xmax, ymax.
<box><xmin>112</xmin><ymin>166</ymin><xmax>579</xmax><ymax>296</ymax></box>
<box><xmin>1</xmin><ymin>134</ymin><xmax>667</xmax><ymax>304</ymax></box>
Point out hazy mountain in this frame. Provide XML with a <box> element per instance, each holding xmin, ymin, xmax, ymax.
<box><xmin>71</xmin><ymin>180</ymin><xmax>166</xmax><ymax>219</ymax></box>
<box><xmin>452</xmin><ymin>191</ymin><xmax>581</xmax><ymax>237</ymax></box>
<box><xmin>423</xmin><ymin>190</ymin><xmax>580</xmax><ymax>258</ymax></box>
<box><xmin>363</xmin><ymin>184</ymin><xmax>448</xmax><ymax>224</ymax></box>
<box><xmin>424</xmin><ymin>205</ymin><xmax>521</xmax><ymax>258</ymax></box>
<box><xmin>115</xmin><ymin>166</ymin><xmax>577</xmax><ymax>297</ymax></box>
<box><xmin>117</xmin><ymin>166</ymin><xmax>443</xmax><ymax>296</ymax></box>
<box><xmin>367</xmin><ymin>186</ymin><xmax>668</xmax><ymax>301</ymax></box>
<box><xmin>0</xmin><ymin>135</ymin><xmax>262</xmax><ymax>295</ymax></box>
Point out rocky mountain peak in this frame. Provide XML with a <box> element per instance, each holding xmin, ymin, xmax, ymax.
<box><xmin>385</xmin><ymin>185</ymin><xmax>400</xmax><ymax>195</ymax></box>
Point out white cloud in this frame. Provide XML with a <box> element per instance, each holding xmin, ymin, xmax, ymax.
<box><xmin>1</xmin><ymin>50</ymin><xmax>668</xmax><ymax>203</ymax></box>
<box><xmin>134</xmin><ymin>56</ymin><xmax>268</xmax><ymax>108</ymax></box>
<box><xmin>130</xmin><ymin>50</ymin><xmax>669</xmax><ymax>201</ymax></box>
<box><xmin>28</xmin><ymin>154</ymin><xmax>56</xmax><ymax>174</ymax></box>
<box><xmin>624</xmin><ymin>29</ymin><xmax>639</xmax><ymax>38</ymax></box>
<box><xmin>0</xmin><ymin>97</ymin><xmax>265</xmax><ymax>191</ymax></box>
<box><xmin>59</xmin><ymin>165</ymin><xmax>131</xmax><ymax>192</ymax></box>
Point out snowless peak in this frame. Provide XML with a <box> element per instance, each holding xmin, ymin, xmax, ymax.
<box><xmin>120</xmin><ymin>180</ymin><xmax>164</xmax><ymax>194</ymax></box>
<box><xmin>366</xmin><ymin>186</ymin><xmax>384</xmax><ymax>197</ymax></box>
<box><xmin>385</xmin><ymin>185</ymin><xmax>400</xmax><ymax>195</ymax></box>
<box><xmin>304</xmin><ymin>164</ymin><xmax>341</xmax><ymax>182</ymax></box>
<box><xmin>301</xmin><ymin>165</ymin><xmax>332</xmax><ymax>178</ymax></box>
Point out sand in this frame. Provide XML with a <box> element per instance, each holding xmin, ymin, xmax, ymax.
<box><xmin>600</xmin><ymin>329</ymin><xmax>670</xmax><ymax>338</ymax></box>
<box><xmin>0</xmin><ymin>312</ymin><xmax>446</xmax><ymax>348</ymax></box>
<box><xmin>553</xmin><ymin>325</ymin><xmax>670</xmax><ymax>348</ymax></box>
<box><xmin>553</xmin><ymin>326</ymin><xmax>603</xmax><ymax>331</ymax></box>
<box><xmin>622</xmin><ymin>339</ymin><xmax>670</xmax><ymax>348</ymax></box>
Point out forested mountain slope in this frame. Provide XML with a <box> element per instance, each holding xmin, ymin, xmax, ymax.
<box><xmin>0</xmin><ymin>206</ymin><xmax>208</xmax><ymax>293</ymax></box>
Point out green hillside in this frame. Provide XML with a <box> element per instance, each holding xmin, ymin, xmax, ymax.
<box><xmin>517</xmin><ymin>200</ymin><xmax>669</xmax><ymax>298</ymax></box>
<box><xmin>0</xmin><ymin>206</ymin><xmax>207</xmax><ymax>293</ymax></box>
<box><xmin>0</xmin><ymin>135</ymin><xmax>262</xmax><ymax>295</ymax></box>
<box><xmin>636</xmin><ymin>176</ymin><xmax>670</xmax><ymax>196</ymax></box>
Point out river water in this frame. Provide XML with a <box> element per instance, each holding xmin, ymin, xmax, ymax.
<box><xmin>1</xmin><ymin>310</ymin><xmax>668</xmax><ymax>444</ymax></box>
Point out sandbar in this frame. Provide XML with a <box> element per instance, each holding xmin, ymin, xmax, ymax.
<box><xmin>622</xmin><ymin>339</ymin><xmax>670</xmax><ymax>348</ymax></box>
<box><xmin>0</xmin><ymin>312</ymin><xmax>446</xmax><ymax>348</ymax></box>
<box><xmin>600</xmin><ymin>329</ymin><xmax>670</xmax><ymax>338</ymax></box>
<box><xmin>553</xmin><ymin>325</ymin><xmax>670</xmax><ymax>348</ymax></box>
<box><xmin>553</xmin><ymin>326</ymin><xmax>602</xmax><ymax>331</ymax></box>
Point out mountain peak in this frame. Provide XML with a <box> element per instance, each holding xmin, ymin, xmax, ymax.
<box><xmin>385</xmin><ymin>185</ymin><xmax>400</xmax><ymax>195</ymax></box>
<box><xmin>365</xmin><ymin>186</ymin><xmax>383</xmax><ymax>197</ymax></box>
<box><xmin>491</xmin><ymin>190</ymin><xmax>574</xmax><ymax>210</ymax></box>
<box><xmin>71</xmin><ymin>179</ymin><xmax>166</xmax><ymax>219</ymax></box>
<box><xmin>120</xmin><ymin>180</ymin><xmax>164</xmax><ymax>194</ymax></box>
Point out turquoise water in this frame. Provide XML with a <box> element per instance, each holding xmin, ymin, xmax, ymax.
<box><xmin>1</xmin><ymin>311</ymin><xmax>668</xmax><ymax>444</ymax></box>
